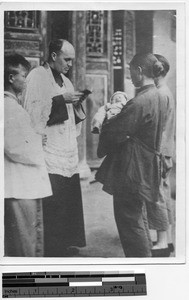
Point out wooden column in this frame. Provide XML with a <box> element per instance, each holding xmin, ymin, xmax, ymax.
<box><xmin>71</xmin><ymin>11</ymin><xmax>91</xmax><ymax>179</ymax></box>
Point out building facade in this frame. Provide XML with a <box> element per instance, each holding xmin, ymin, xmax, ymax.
<box><xmin>4</xmin><ymin>10</ymin><xmax>176</xmax><ymax>174</ymax></box>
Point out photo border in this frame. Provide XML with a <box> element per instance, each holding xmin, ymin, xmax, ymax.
<box><xmin>0</xmin><ymin>1</ymin><xmax>186</xmax><ymax>266</ymax></box>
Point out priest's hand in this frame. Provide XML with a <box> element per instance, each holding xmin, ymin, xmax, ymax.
<box><xmin>63</xmin><ymin>92</ymin><xmax>84</xmax><ymax>104</ymax></box>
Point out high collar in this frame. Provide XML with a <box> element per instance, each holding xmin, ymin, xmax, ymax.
<box><xmin>4</xmin><ymin>91</ymin><xmax>19</xmax><ymax>102</ymax></box>
<box><xmin>156</xmin><ymin>82</ymin><xmax>166</xmax><ymax>89</ymax></box>
<box><xmin>136</xmin><ymin>84</ymin><xmax>155</xmax><ymax>95</ymax></box>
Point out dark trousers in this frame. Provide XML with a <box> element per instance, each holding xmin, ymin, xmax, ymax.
<box><xmin>113</xmin><ymin>192</ymin><xmax>152</xmax><ymax>257</ymax></box>
<box><xmin>43</xmin><ymin>173</ymin><xmax>86</xmax><ymax>257</ymax></box>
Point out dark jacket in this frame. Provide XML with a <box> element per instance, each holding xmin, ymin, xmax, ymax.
<box><xmin>96</xmin><ymin>84</ymin><xmax>169</xmax><ymax>203</ymax></box>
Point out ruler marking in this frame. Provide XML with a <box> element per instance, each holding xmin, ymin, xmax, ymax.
<box><xmin>70</xmin><ymin>282</ymin><xmax>102</xmax><ymax>287</ymax></box>
<box><xmin>102</xmin><ymin>277</ymin><xmax>135</xmax><ymax>282</ymax></box>
<box><xmin>2</xmin><ymin>272</ymin><xmax>147</xmax><ymax>297</ymax></box>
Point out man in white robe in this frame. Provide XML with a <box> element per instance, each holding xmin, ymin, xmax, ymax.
<box><xmin>24</xmin><ymin>39</ymin><xmax>86</xmax><ymax>257</ymax></box>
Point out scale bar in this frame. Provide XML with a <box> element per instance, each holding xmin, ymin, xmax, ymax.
<box><xmin>69</xmin><ymin>281</ymin><xmax>102</xmax><ymax>287</ymax></box>
<box><xmin>102</xmin><ymin>277</ymin><xmax>135</xmax><ymax>282</ymax></box>
<box><xmin>2</xmin><ymin>271</ymin><xmax>147</xmax><ymax>298</ymax></box>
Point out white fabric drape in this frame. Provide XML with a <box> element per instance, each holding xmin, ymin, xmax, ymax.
<box><xmin>4</xmin><ymin>92</ymin><xmax>52</xmax><ymax>199</ymax></box>
<box><xmin>24</xmin><ymin>65</ymin><xmax>81</xmax><ymax>177</ymax></box>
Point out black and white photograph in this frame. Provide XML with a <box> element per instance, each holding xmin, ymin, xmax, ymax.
<box><xmin>1</xmin><ymin>2</ymin><xmax>185</xmax><ymax>264</ymax></box>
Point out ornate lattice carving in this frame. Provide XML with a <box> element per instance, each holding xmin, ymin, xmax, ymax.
<box><xmin>113</xmin><ymin>28</ymin><xmax>123</xmax><ymax>69</ymax></box>
<box><xmin>125</xmin><ymin>11</ymin><xmax>135</xmax><ymax>78</ymax></box>
<box><xmin>5</xmin><ymin>11</ymin><xmax>39</xmax><ymax>30</ymax></box>
<box><xmin>5</xmin><ymin>39</ymin><xmax>40</xmax><ymax>51</ymax></box>
<box><xmin>86</xmin><ymin>11</ymin><xmax>104</xmax><ymax>56</ymax></box>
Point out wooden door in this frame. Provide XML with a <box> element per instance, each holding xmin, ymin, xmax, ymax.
<box><xmin>85</xmin><ymin>11</ymin><xmax>113</xmax><ymax>168</ymax></box>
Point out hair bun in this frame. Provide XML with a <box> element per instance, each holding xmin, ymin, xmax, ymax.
<box><xmin>153</xmin><ymin>61</ymin><xmax>164</xmax><ymax>77</ymax></box>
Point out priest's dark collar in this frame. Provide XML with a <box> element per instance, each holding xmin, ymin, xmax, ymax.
<box><xmin>50</xmin><ymin>67</ymin><xmax>64</xmax><ymax>87</ymax></box>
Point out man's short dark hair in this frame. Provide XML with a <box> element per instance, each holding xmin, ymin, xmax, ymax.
<box><xmin>4</xmin><ymin>54</ymin><xmax>31</xmax><ymax>88</ymax></box>
<box><xmin>48</xmin><ymin>39</ymin><xmax>64</xmax><ymax>58</ymax></box>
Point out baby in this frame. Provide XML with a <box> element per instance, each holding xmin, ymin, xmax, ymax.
<box><xmin>91</xmin><ymin>91</ymin><xmax>128</xmax><ymax>134</ymax></box>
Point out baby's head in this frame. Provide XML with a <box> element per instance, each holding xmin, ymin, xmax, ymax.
<box><xmin>110</xmin><ymin>91</ymin><xmax>128</xmax><ymax>105</ymax></box>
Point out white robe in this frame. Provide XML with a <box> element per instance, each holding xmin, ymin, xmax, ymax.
<box><xmin>24</xmin><ymin>65</ymin><xmax>81</xmax><ymax>177</ymax></box>
<box><xmin>4</xmin><ymin>92</ymin><xmax>52</xmax><ymax>199</ymax></box>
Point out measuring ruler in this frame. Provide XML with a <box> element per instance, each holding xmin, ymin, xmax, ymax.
<box><xmin>2</xmin><ymin>271</ymin><xmax>146</xmax><ymax>298</ymax></box>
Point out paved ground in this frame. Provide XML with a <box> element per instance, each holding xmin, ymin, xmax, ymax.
<box><xmin>78</xmin><ymin>173</ymin><xmax>176</xmax><ymax>258</ymax></box>
<box><xmin>79</xmin><ymin>180</ymin><xmax>124</xmax><ymax>257</ymax></box>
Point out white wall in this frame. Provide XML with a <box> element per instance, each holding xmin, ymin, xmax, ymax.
<box><xmin>153</xmin><ymin>11</ymin><xmax>176</xmax><ymax>101</ymax></box>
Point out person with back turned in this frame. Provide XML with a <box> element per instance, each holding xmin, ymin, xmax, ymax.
<box><xmin>96</xmin><ymin>53</ymin><xmax>169</xmax><ymax>257</ymax></box>
<box><xmin>147</xmin><ymin>54</ymin><xmax>176</xmax><ymax>257</ymax></box>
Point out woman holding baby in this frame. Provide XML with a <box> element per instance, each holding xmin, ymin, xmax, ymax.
<box><xmin>95</xmin><ymin>53</ymin><xmax>173</xmax><ymax>257</ymax></box>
